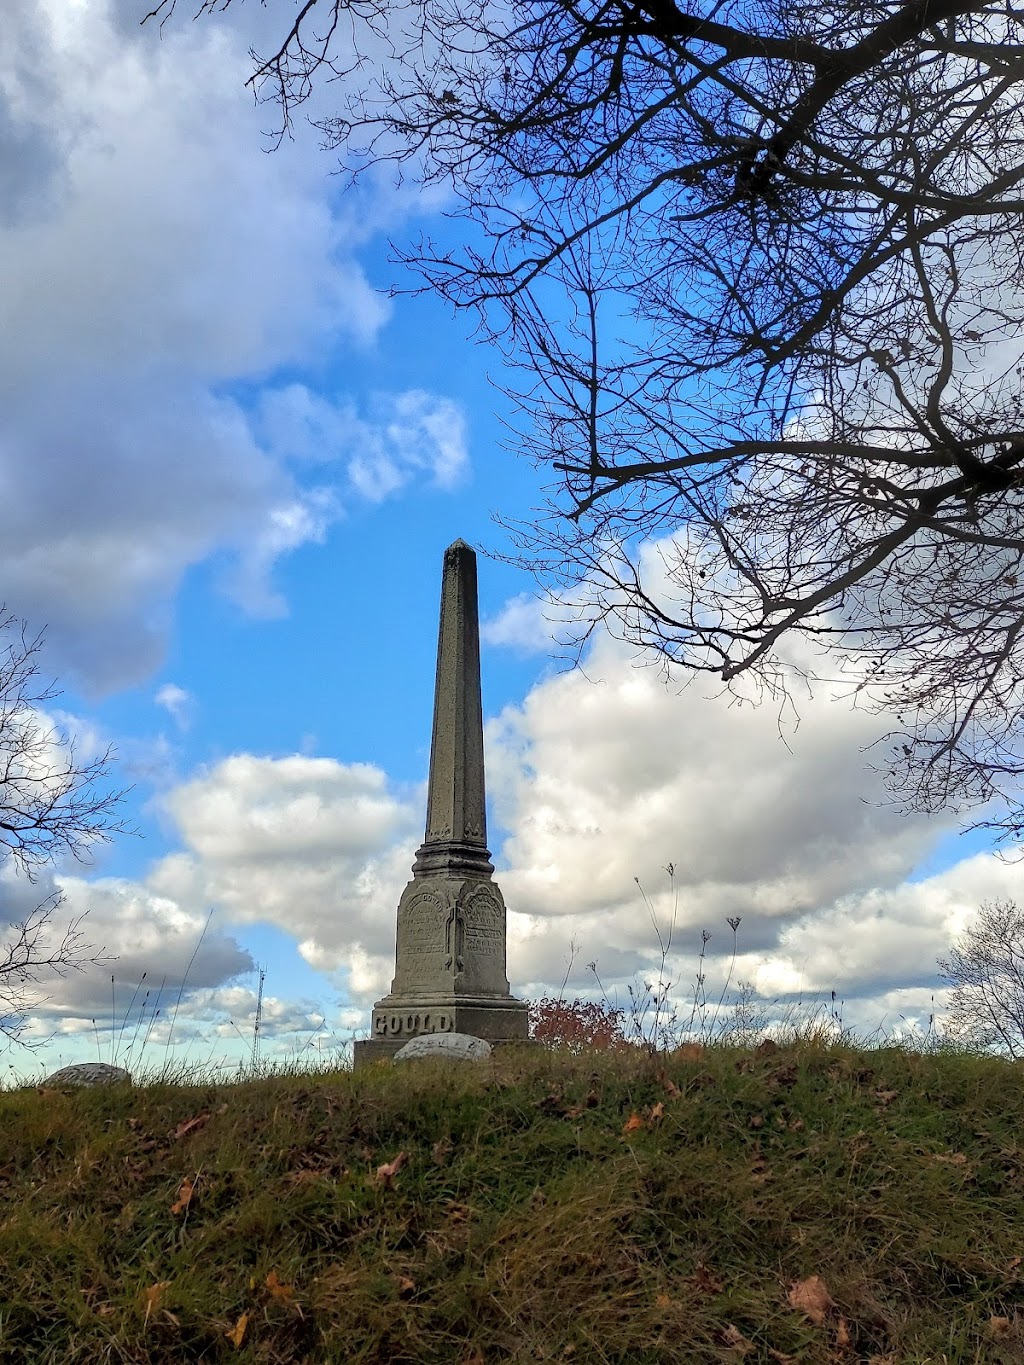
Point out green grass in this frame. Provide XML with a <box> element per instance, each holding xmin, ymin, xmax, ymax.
<box><xmin>1</xmin><ymin>1013</ymin><xmax>1023</xmax><ymax>1365</ymax></box>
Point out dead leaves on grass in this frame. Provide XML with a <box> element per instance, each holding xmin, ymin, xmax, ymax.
<box><xmin>171</xmin><ymin>1111</ymin><xmax>210</xmax><ymax>1141</ymax></box>
<box><xmin>787</xmin><ymin>1273</ymin><xmax>836</xmax><ymax>1324</ymax></box>
<box><xmin>225</xmin><ymin>1311</ymin><xmax>249</xmax><ymax>1348</ymax></box>
<box><xmin>169</xmin><ymin>1174</ymin><xmax>195</xmax><ymax>1216</ymax></box>
<box><xmin>375</xmin><ymin>1150</ymin><xmax>408</xmax><ymax>1186</ymax></box>
<box><xmin>622</xmin><ymin>1098</ymin><xmax>667</xmax><ymax>1135</ymax></box>
<box><xmin>264</xmin><ymin>1269</ymin><xmax>295</xmax><ymax>1307</ymax></box>
<box><xmin>141</xmin><ymin>1279</ymin><xmax>171</xmax><ymax>1326</ymax></box>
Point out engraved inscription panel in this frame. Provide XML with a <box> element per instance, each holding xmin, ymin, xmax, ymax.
<box><xmin>392</xmin><ymin>888</ymin><xmax>448</xmax><ymax>993</ymax></box>
<box><xmin>457</xmin><ymin>881</ymin><xmax>509</xmax><ymax>994</ymax></box>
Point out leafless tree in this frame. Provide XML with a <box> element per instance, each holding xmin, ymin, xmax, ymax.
<box><xmin>936</xmin><ymin>898</ymin><xmax>1024</xmax><ymax>1059</ymax></box>
<box><xmin>151</xmin><ymin>0</ymin><xmax>1024</xmax><ymax>838</ymax></box>
<box><xmin>0</xmin><ymin>611</ymin><xmax>129</xmax><ymax>1047</ymax></box>
<box><xmin>0</xmin><ymin>894</ymin><xmax>115</xmax><ymax>1050</ymax></box>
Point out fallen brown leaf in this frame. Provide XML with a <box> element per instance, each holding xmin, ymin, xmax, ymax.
<box><xmin>767</xmin><ymin>1064</ymin><xmax>799</xmax><ymax>1091</ymax></box>
<box><xmin>648</xmin><ymin>1101</ymin><xmax>665</xmax><ymax>1122</ymax></box>
<box><xmin>266</xmin><ymin>1270</ymin><xmax>294</xmax><ymax>1305</ymax></box>
<box><xmin>749</xmin><ymin>1156</ymin><xmax>772</xmax><ymax>1185</ymax></box>
<box><xmin>225</xmin><ymin>1312</ymin><xmax>249</xmax><ymax>1348</ymax></box>
<box><xmin>720</xmin><ymin>1322</ymin><xmax>755</xmax><ymax>1355</ymax></box>
<box><xmin>375</xmin><ymin>1151</ymin><xmax>408</xmax><ymax>1186</ymax></box>
<box><xmin>987</xmin><ymin>1316</ymin><xmax>1016</xmax><ymax>1342</ymax></box>
<box><xmin>432</xmin><ymin>1137</ymin><xmax>453</xmax><ymax>1165</ymax></box>
<box><xmin>622</xmin><ymin>1111</ymin><xmax>644</xmax><ymax>1134</ymax></box>
<box><xmin>395</xmin><ymin>1275</ymin><xmax>416</xmax><ymax>1295</ymax></box>
<box><xmin>285</xmin><ymin>1169</ymin><xmax>322</xmax><ymax>1186</ymax></box>
<box><xmin>835</xmin><ymin>1315</ymin><xmax>851</xmax><ymax>1349</ymax></box>
<box><xmin>787</xmin><ymin>1274</ymin><xmax>835</xmax><ymax>1325</ymax></box>
<box><xmin>171</xmin><ymin>1112</ymin><xmax>210</xmax><ymax>1141</ymax></box>
<box><xmin>170</xmin><ymin>1176</ymin><xmax>194</xmax><ymax>1216</ymax></box>
<box><xmin>142</xmin><ymin>1280</ymin><xmax>170</xmax><ymax>1326</ymax></box>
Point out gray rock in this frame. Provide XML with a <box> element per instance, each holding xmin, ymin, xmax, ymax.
<box><xmin>44</xmin><ymin>1062</ymin><xmax>131</xmax><ymax>1088</ymax></box>
<box><xmin>393</xmin><ymin>1032</ymin><xmax>492</xmax><ymax>1064</ymax></box>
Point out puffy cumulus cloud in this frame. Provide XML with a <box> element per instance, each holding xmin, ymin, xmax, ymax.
<box><xmin>151</xmin><ymin>754</ymin><xmax>421</xmax><ymax>977</ymax></box>
<box><xmin>481</xmin><ymin>568</ymin><xmax>1013</xmax><ymax>1046</ymax></box>
<box><xmin>0</xmin><ymin>863</ymin><xmax>254</xmax><ymax>1031</ymax></box>
<box><xmin>760</xmin><ymin>852</ymin><xmax>1024</xmax><ymax>1000</ymax></box>
<box><xmin>488</xmin><ymin>628</ymin><xmax>950</xmax><ymax>928</ymax></box>
<box><xmin>5</xmin><ymin>609</ymin><xmax>1018</xmax><ymax>1066</ymax></box>
<box><xmin>0</xmin><ymin>751</ymin><xmax>420</xmax><ymax>1070</ymax></box>
<box><xmin>0</xmin><ymin>1</ymin><xmax>462</xmax><ymax>695</ymax></box>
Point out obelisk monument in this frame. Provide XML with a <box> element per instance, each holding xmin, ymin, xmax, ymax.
<box><xmin>352</xmin><ymin>540</ymin><xmax>530</xmax><ymax>1067</ymax></box>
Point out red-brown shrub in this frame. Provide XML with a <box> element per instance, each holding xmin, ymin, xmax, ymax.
<box><xmin>529</xmin><ymin>997</ymin><xmax>631</xmax><ymax>1053</ymax></box>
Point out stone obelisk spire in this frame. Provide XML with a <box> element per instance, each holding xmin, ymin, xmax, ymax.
<box><xmin>352</xmin><ymin>540</ymin><xmax>530</xmax><ymax>1066</ymax></box>
<box><xmin>413</xmin><ymin>540</ymin><xmax>494</xmax><ymax>879</ymax></box>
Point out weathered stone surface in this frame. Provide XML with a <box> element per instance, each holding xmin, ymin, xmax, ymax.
<box><xmin>413</xmin><ymin>539</ymin><xmax>493</xmax><ymax>880</ymax></box>
<box><xmin>44</xmin><ymin>1062</ymin><xmax>131</xmax><ymax>1088</ymax></box>
<box><xmin>353</xmin><ymin>541</ymin><xmax>532</xmax><ymax>1073</ymax></box>
<box><xmin>386</xmin><ymin>874</ymin><xmax>512</xmax><ymax>999</ymax></box>
<box><xmin>393</xmin><ymin>1032</ymin><xmax>492</xmax><ymax>1064</ymax></box>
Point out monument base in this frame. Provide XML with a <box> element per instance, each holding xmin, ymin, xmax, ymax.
<box><xmin>352</xmin><ymin>994</ymin><xmax>533</xmax><ymax>1071</ymax></box>
<box><xmin>352</xmin><ymin>1034</ymin><xmax>538</xmax><ymax>1069</ymax></box>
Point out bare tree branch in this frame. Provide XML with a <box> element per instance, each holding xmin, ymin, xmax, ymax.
<box><xmin>152</xmin><ymin>0</ymin><xmax>1024</xmax><ymax>837</ymax></box>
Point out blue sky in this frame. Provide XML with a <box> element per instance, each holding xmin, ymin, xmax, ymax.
<box><xmin>0</xmin><ymin>0</ymin><xmax>1019</xmax><ymax>1082</ymax></box>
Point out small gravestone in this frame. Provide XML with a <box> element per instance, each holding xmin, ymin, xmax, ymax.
<box><xmin>44</xmin><ymin>1063</ymin><xmax>131</xmax><ymax>1088</ymax></box>
<box><xmin>393</xmin><ymin>1032</ymin><xmax>492</xmax><ymax>1064</ymax></box>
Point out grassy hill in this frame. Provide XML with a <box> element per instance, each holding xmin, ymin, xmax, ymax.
<box><xmin>1</xmin><ymin>1024</ymin><xmax>1022</xmax><ymax>1365</ymax></box>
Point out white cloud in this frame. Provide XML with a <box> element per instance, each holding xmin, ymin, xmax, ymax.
<box><xmin>0</xmin><ymin>2</ymin><xmax>464</xmax><ymax>696</ymax></box>
<box><xmin>346</xmin><ymin>389</ymin><xmax>469</xmax><ymax>500</ymax></box>
<box><xmin>257</xmin><ymin>384</ymin><xmax>470</xmax><ymax>502</ymax></box>
<box><xmin>481</xmin><ymin>591</ymin><xmax>570</xmax><ymax>653</ymax></box>
<box><xmin>154</xmin><ymin>683</ymin><xmax>194</xmax><ymax>731</ymax></box>
<box><xmin>0</xmin><ymin>863</ymin><xmax>254</xmax><ymax>1032</ymax></box>
<box><xmin>5</xmin><ymin>579</ymin><xmax>1017</xmax><ymax>1063</ymax></box>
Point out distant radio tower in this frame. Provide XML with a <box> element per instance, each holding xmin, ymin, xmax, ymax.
<box><xmin>252</xmin><ymin>965</ymin><xmax>266</xmax><ymax>1071</ymax></box>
